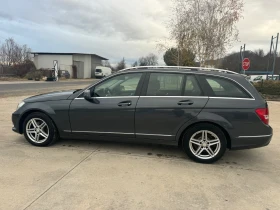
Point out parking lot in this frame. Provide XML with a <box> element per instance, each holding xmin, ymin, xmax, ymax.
<box><xmin>0</xmin><ymin>95</ymin><xmax>280</xmax><ymax>210</ymax></box>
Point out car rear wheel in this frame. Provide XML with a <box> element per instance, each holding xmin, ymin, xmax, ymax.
<box><xmin>182</xmin><ymin>123</ymin><xmax>227</xmax><ymax>163</ymax></box>
<box><xmin>23</xmin><ymin>112</ymin><xmax>57</xmax><ymax>146</ymax></box>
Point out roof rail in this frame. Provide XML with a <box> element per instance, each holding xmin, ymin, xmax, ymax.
<box><xmin>120</xmin><ymin>66</ymin><xmax>239</xmax><ymax>75</ymax></box>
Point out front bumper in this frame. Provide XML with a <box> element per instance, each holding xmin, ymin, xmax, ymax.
<box><xmin>12</xmin><ymin>112</ymin><xmax>21</xmax><ymax>134</ymax></box>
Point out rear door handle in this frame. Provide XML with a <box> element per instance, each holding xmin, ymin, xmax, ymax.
<box><xmin>178</xmin><ymin>100</ymin><xmax>194</xmax><ymax>105</ymax></box>
<box><xmin>118</xmin><ymin>101</ymin><xmax>132</xmax><ymax>107</ymax></box>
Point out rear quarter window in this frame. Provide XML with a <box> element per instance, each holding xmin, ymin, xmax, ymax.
<box><xmin>203</xmin><ymin>76</ymin><xmax>251</xmax><ymax>98</ymax></box>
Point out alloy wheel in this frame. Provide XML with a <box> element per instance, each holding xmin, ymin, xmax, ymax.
<box><xmin>26</xmin><ymin>118</ymin><xmax>49</xmax><ymax>143</ymax></box>
<box><xmin>189</xmin><ymin>130</ymin><xmax>221</xmax><ymax>160</ymax></box>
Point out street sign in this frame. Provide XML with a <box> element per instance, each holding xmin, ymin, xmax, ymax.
<box><xmin>242</xmin><ymin>58</ymin><xmax>250</xmax><ymax>71</ymax></box>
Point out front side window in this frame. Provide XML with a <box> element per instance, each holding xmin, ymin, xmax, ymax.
<box><xmin>146</xmin><ymin>73</ymin><xmax>183</xmax><ymax>96</ymax></box>
<box><xmin>93</xmin><ymin>73</ymin><xmax>142</xmax><ymax>97</ymax></box>
<box><xmin>204</xmin><ymin>76</ymin><xmax>251</xmax><ymax>98</ymax></box>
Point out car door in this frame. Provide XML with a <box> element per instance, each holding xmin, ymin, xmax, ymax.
<box><xmin>135</xmin><ymin>72</ymin><xmax>209</xmax><ymax>141</ymax></box>
<box><xmin>69</xmin><ymin>72</ymin><xmax>145</xmax><ymax>138</ymax></box>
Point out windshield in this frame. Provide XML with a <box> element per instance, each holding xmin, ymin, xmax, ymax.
<box><xmin>95</xmin><ymin>69</ymin><xmax>102</xmax><ymax>73</ymax></box>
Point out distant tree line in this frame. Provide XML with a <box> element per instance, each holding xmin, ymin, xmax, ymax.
<box><xmin>217</xmin><ymin>49</ymin><xmax>280</xmax><ymax>74</ymax></box>
<box><xmin>132</xmin><ymin>53</ymin><xmax>158</xmax><ymax>67</ymax></box>
<box><xmin>105</xmin><ymin>53</ymin><xmax>159</xmax><ymax>71</ymax></box>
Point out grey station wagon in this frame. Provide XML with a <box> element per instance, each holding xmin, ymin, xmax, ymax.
<box><xmin>12</xmin><ymin>66</ymin><xmax>273</xmax><ymax>163</ymax></box>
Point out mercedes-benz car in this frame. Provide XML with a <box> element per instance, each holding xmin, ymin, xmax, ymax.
<box><xmin>12</xmin><ymin>66</ymin><xmax>273</xmax><ymax>163</ymax></box>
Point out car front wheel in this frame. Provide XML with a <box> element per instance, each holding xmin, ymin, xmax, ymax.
<box><xmin>23</xmin><ymin>112</ymin><xmax>57</xmax><ymax>146</ymax></box>
<box><xmin>182</xmin><ymin>123</ymin><xmax>227</xmax><ymax>163</ymax></box>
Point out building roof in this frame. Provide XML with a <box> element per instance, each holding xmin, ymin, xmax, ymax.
<box><xmin>31</xmin><ymin>52</ymin><xmax>108</xmax><ymax>60</ymax></box>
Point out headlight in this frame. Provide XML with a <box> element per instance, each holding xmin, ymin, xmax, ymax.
<box><xmin>17</xmin><ymin>101</ymin><xmax>25</xmax><ymax>110</ymax></box>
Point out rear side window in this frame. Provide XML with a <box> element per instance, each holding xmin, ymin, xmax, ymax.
<box><xmin>184</xmin><ymin>75</ymin><xmax>203</xmax><ymax>96</ymax></box>
<box><xmin>204</xmin><ymin>76</ymin><xmax>251</xmax><ymax>98</ymax></box>
<box><xmin>146</xmin><ymin>73</ymin><xmax>183</xmax><ymax>96</ymax></box>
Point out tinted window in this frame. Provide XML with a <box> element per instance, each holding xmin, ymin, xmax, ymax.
<box><xmin>93</xmin><ymin>73</ymin><xmax>142</xmax><ymax>97</ymax></box>
<box><xmin>96</xmin><ymin>69</ymin><xmax>102</xmax><ymax>73</ymax></box>
<box><xmin>146</xmin><ymin>73</ymin><xmax>183</xmax><ymax>96</ymax></box>
<box><xmin>205</xmin><ymin>76</ymin><xmax>250</xmax><ymax>98</ymax></box>
<box><xmin>184</xmin><ymin>75</ymin><xmax>202</xmax><ymax>96</ymax></box>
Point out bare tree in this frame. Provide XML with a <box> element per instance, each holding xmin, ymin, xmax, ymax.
<box><xmin>21</xmin><ymin>44</ymin><xmax>32</xmax><ymax>61</ymax></box>
<box><xmin>115</xmin><ymin>58</ymin><xmax>126</xmax><ymax>71</ymax></box>
<box><xmin>254</xmin><ymin>49</ymin><xmax>265</xmax><ymax>57</ymax></box>
<box><xmin>138</xmin><ymin>53</ymin><xmax>158</xmax><ymax>66</ymax></box>
<box><xmin>132</xmin><ymin>61</ymin><xmax>138</xmax><ymax>67</ymax></box>
<box><xmin>102</xmin><ymin>60</ymin><xmax>113</xmax><ymax>69</ymax></box>
<box><xmin>0</xmin><ymin>38</ymin><xmax>31</xmax><ymax>66</ymax></box>
<box><xmin>168</xmin><ymin>0</ymin><xmax>243</xmax><ymax>66</ymax></box>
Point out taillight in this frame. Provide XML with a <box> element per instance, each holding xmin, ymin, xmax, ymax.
<box><xmin>255</xmin><ymin>108</ymin><xmax>269</xmax><ymax>125</ymax></box>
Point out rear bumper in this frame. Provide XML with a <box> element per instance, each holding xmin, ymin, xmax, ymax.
<box><xmin>231</xmin><ymin>130</ymin><xmax>273</xmax><ymax>150</ymax></box>
<box><xmin>95</xmin><ymin>74</ymin><xmax>103</xmax><ymax>78</ymax></box>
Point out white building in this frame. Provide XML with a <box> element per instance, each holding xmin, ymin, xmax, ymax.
<box><xmin>32</xmin><ymin>52</ymin><xmax>108</xmax><ymax>79</ymax></box>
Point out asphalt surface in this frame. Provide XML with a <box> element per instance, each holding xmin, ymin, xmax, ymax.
<box><xmin>0</xmin><ymin>80</ymin><xmax>97</xmax><ymax>97</ymax></box>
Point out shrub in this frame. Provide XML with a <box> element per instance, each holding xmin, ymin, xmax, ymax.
<box><xmin>24</xmin><ymin>70</ymin><xmax>44</xmax><ymax>81</ymax></box>
<box><xmin>13</xmin><ymin>60</ymin><xmax>36</xmax><ymax>77</ymax></box>
<box><xmin>253</xmin><ymin>80</ymin><xmax>280</xmax><ymax>95</ymax></box>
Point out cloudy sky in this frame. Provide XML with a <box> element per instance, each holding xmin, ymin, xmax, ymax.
<box><xmin>0</xmin><ymin>0</ymin><xmax>279</xmax><ymax>65</ymax></box>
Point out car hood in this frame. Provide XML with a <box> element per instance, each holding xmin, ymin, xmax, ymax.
<box><xmin>24</xmin><ymin>90</ymin><xmax>75</xmax><ymax>103</ymax></box>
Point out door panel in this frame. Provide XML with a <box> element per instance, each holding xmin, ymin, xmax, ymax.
<box><xmin>69</xmin><ymin>97</ymin><xmax>139</xmax><ymax>137</ymax></box>
<box><xmin>135</xmin><ymin>96</ymin><xmax>209</xmax><ymax>140</ymax></box>
<box><xmin>135</xmin><ymin>73</ymin><xmax>208</xmax><ymax>141</ymax></box>
<box><xmin>69</xmin><ymin>72</ymin><xmax>145</xmax><ymax>138</ymax></box>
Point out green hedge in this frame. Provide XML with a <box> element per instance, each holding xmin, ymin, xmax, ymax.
<box><xmin>253</xmin><ymin>80</ymin><xmax>280</xmax><ymax>95</ymax></box>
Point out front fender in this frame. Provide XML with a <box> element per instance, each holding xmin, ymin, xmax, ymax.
<box><xmin>175</xmin><ymin>111</ymin><xmax>233</xmax><ymax>143</ymax></box>
<box><xmin>17</xmin><ymin>100</ymin><xmax>72</xmax><ymax>134</ymax></box>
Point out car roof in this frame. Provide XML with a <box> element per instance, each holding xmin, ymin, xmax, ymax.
<box><xmin>119</xmin><ymin>66</ymin><xmax>244</xmax><ymax>78</ymax></box>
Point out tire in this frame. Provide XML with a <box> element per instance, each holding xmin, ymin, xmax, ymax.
<box><xmin>23</xmin><ymin>112</ymin><xmax>58</xmax><ymax>147</ymax></box>
<box><xmin>182</xmin><ymin>123</ymin><xmax>227</xmax><ymax>164</ymax></box>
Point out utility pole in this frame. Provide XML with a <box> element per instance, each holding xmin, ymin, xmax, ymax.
<box><xmin>272</xmin><ymin>33</ymin><xmax>279</xmax><ymax>80</ymax></box>
<box><xmin>240</xmin><ymin>44</ymin><xmax>246</xmax><ymax>74</ymax></box>
<box><xmin>177</xmin><ymin>45</ymin><xmax>180</xmax><ymax>67</ymax></box>
<box><xmin>266</xmin><ymin>33</ymin><xmax>279</xmax><ymax>80</ymax></box>
<box><xmin>266</xmin><ymin>36</ymin><xmax>273</xmax><ymax>80</ymax></box>
<box><xmin>176</xmin><ymin>6</ymin><xmax>180</xmax><ymax>68</ymax></box>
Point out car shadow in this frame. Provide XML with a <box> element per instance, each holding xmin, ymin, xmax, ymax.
<box><xmin>13</xmin><ymin>136</ymin><xmax>275</xmax><ymax>170</ymax></box>
<box><xmin>55</xmin><ymin>138</ymin><xmax>187</xmax><ymax>160</ymax></box>
<box><xmin>54</xmin><ymin>138</ymin><xmax>272</xmax><ymax>168</ymax></box>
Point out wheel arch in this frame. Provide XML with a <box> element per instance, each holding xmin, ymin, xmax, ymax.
<box><xmin>177</xmin><ymin>121</ymin><xmax>232</xmax><ymax>149</ymax></box>
<box><xmin>19</xmin><ymin>109</ymin><xmax>59</xmax><ymax>136</ymax></box>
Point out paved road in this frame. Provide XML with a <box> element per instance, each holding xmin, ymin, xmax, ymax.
<box><xmin>0</xmin><ymin>80</ymin><xmax>98</xmax><ymax>97</ymax></box>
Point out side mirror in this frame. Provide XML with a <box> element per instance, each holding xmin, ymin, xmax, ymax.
<box><xmin>84</xmin><ymin>89</ymin><xmax>92</xmax><ymax>100</ymax></box>
<box><xmin>84</xmin><ymin>89</ymin><xmax>100</xmax><ymax>104</ymax></box>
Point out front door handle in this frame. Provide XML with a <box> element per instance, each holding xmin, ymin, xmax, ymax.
<box><xmin>118</xmin><ymin>101</ymin><xmax>132</xmax><ymax>107</ymax></box>
<box><xmin>178</xmin><ymin>100</ymin><xmax>194</xmax><ymax>105</ymax></box>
